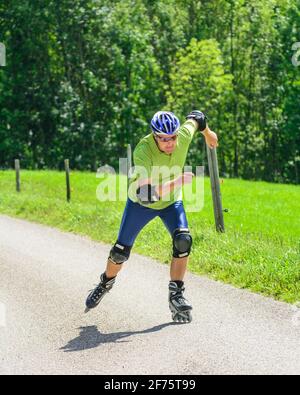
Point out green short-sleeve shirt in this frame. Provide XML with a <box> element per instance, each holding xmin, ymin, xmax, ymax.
<box><xmin>128</xmin><ymin>120</ymin><xmax>197</xmax><ymax>210</ymax></box>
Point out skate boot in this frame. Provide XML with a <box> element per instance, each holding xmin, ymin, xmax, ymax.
<box><xmin>86</xmin><ymin>273</ymin><xmax>116</xmax><ymax>310</ymax></box>
<box><xmin>169</xmin><ymin>281</ymin><xmax>193</xmax><ymax>323</ymax></box>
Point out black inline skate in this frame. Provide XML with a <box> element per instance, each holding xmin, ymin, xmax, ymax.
<box><xmin>169</xmin><ymin>281</ymin><xmax>193</xmax><ymax>323</ymax></box>
<box><xmin>86</xmin><ymin>273</ymin><xmax>116</xmax><ymax>310</ymax></box>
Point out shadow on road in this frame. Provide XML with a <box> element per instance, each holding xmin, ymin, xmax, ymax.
<box><xmin>61</xmin><ymin>322</ymin><xmax>177</xmax><ymax>352</ymax></box>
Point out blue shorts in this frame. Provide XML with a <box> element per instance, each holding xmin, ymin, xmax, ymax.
<box><xmin>116</xmin><ymin>198</ymin><xmax>189</xmax><ymax>247</ymax></box>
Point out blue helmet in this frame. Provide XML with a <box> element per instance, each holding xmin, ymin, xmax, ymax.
<box><xmin>151</xmin><ymin>111</ymin><xmax>180</xmax><ymax>135</ymax></box>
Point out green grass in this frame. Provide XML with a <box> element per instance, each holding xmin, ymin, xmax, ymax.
<box><xmin>0</xmin><ymin>170</ymin><xmax>299</xmax><ymax>303</ymax></box>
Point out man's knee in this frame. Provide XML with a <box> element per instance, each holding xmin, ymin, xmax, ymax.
<box><xmin>109</xmin><ymin>242</ymin><xmax>132</xmax><ymax>265</ymax></box>
<box><xmin>173</xmin><ymin>228</ymin><xmax>193</xmax><ymax>258</ymax></box>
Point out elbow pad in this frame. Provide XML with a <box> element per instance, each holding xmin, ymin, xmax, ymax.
<box><xmin>136</xmin><ymin>184</ymin><xmax>160</xmax><ymax>205</ymax></box>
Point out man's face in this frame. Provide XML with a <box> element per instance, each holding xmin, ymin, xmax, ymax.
<box><xmin>154</xmin><ymin>134</ymin><xmax>178</xmax><ymax>155</ymax></box>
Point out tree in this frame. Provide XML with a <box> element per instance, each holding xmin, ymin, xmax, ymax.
<box><xmin>167</xmin><ymin>38</ymin><xmax>233</xmax><ymax>166</ymax></box>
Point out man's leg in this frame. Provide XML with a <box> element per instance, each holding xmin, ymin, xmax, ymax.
<box><xmin>105</xmin><ymin>258</ymin><xmax>124</xmax><ymax>279</ymax></box>
<box><xmin>159</xmin><ymin>201</ymin><xmax>192</xmax><ymax>280</ymax></box>
<box><xmin>170</xmin><ymin>256</ymin><xmax>189</xmax><ymax>282</ymax></box>
<box><xmin>86</xmin><ymin>199</ymin><xmax>158</xmax><ymax>309</ymax></box>
<box><xmin>85</xmin><ymin>242</ymin><xmax>132</xmax><ymax>310</ymax></box>
<box><xmin>159</xmin><ymin>201</ymin><xmax>193</xmax><ymax>323</ymax></box>
<box><xmin>105</xmin><ymin>199</ymin><xmax>158</xmax><ymax>278</ymax></box>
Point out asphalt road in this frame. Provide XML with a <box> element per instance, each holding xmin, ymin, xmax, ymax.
<box><xmin>0</xmin><ymin>215</ymin><xmax>299</xmax><ymax>375</ymax></box>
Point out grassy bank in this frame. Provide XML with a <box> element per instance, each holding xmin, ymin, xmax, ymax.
<box><xmin>0</xmin><ymin>170</ymin><xmax>299</xmax><ymax>303</ymax></box>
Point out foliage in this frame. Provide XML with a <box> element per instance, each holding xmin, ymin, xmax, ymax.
<box><xmin>0</xmin><ymin>0</ymin><xmax>299</xmax><ymax>183</ymax></box>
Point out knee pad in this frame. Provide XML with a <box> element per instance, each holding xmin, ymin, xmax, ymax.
<box><xmin>173</xmin><ymin>228</ymin><xmax>193</xmax><ymax>258</ymax></box>
<box><xmin>109</xmin><ymin>242</ymin><xmax>132</xmax><ymax>265</ymax></box>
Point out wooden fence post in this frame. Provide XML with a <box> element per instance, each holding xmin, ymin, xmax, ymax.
<box><xmin>127</xmin><ymin>144</ymin><xmax>132</xmax><ymax>179</ymax></box>
<box><xmin>15</xmin><ymin>159</ymin><xmax>20</xmax><ymax>192</ymax></box>
<box><xmin>206</xmin><ymin>146</ymin><xmax>225</xmax><ymax>233</ymax></box>
<box><xmin>65</xmin><ymin>159</ymin><xmax>71</xmax><ymax>202</ymax></box>
<box><xmin>127</xmin><ymin>144</ymin><xmax>133</xmax><ymax>197</ymax></box>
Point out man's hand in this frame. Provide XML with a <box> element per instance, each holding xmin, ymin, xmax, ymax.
<box><xmin>186</xmin><ymin>110</ymin><xmax>219</xmax><ymax>148</ymax></box>
<box><xmin>202</xmin><ymin>128</ymin><xmax>218</xmax><ymax>149</ymax></box>
<box><xmin>186</xmin><ymin>110</ymin><xmax>207</xmax><ymax>131</ymax></box>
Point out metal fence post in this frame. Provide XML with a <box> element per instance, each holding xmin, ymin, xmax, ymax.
<box><xmin>206</xmin><ymin>146</ymin><xmax>225</xmax><ymax>233</ymax></box>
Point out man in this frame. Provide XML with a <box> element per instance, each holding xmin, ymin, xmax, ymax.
<box><xmin>86</xmin><ymin>111</ymin><xmax>218</xmax><ymax>323</ymax></box>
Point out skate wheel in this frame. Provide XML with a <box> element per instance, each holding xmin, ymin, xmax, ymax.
<box><xmin>172</xmin><ymin>310</ymin><xmax>192</xmax><ymax>324</ymax></box>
